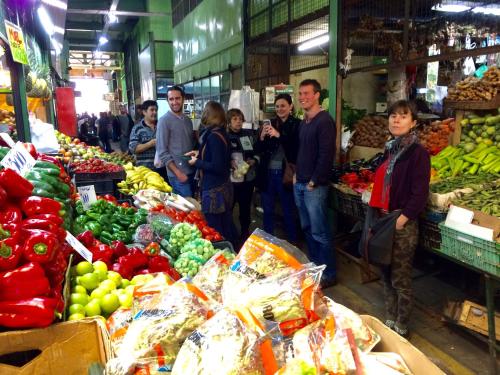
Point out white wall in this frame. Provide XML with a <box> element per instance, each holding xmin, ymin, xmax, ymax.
<box><xmin>71</xmin><ymin>78</ymin><xmax>110</xmax><ymax>115</ymax></box>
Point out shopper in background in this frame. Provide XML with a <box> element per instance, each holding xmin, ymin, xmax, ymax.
<box><xmin>134</xmin><ymin>104</ymin><xmax>143</xmax><ymax>123</ymax></box>
<box><xmin>156</xmin><ymin>86</ymin><xmax>196</xmax><ymax>197</ymax></box>
<box><xmin>115</xmin><ymin>105</ymin><xmax>134</xmax><ymax>153</ymax></box>
<box><xmin>367</xmin><ymin>100</ymin><xmax>430</xmax><ymax>338</ymax></box>
<box><xmin>129</xmin><ymin>100</ymin><xmax>159</xmax><ymax>170</ymax></box>
<box><xmin>97</xmin><ymin>112</ymin><xmax>112</xmax><ymax>153</ymax></box>
<box><xmin>111</xmin><ymin>112</ymin><xmax>120</xmax><ymax>142</ymax></box>
<box><xmin>227</xmin><ymin>108</ymin><xmax>257</xmax><ymax>243</ymax></box>
<box><xmin>186</xmin><ymin>101</ymin><xmax>235</xmax><ymax>245</ymax></box>
<box><xmin>255</xmin><ymin>93</ymin><xmax>299</xmax><ymax>243</ymax></box>
<box><xmin>294</xmin><ymin>79</ymin><xmax>336</xmax><ymax>288</ymax></box>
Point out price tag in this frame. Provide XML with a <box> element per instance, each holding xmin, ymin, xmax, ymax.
<box><xmin>0</xmin><ymin>133</ymin><xmax>15</xmax><ymax>148</ymax></box>
<box><xmin>0</xmin><ymin>142</ymin><xmax>36</xmax><ymax>176</ymax></box>
<box><xmin>77</xmin><ymin>185</ymin><xmax>97</xmax><ymax>210</ymax></box>
<box><xmin>66</xmin><ymin>232</ymin><xmax>93</xmax><ymax>263</ymax></box>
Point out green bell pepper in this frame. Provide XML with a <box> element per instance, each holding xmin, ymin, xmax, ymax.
<box><xmin>98</xmin><ymin>214</ymin><xmax>112</xmax><ymax>226</ymax></box>
<box><xmin>112</xmin><ymin>230</ymin><xmax>131</xmax><ymax>243</ymax></box>
<box><xmin>72</xmin><ymin>222</ymin><xmax>86</xmax><ymax>235</ymax></box>
<box><xmin>118</xmin><ymin>215</ymin><xmax>132</xmax><ymax>227</ymax></box>
<box><xmin>75</xmin><ymin>201</ymin><xmax>85</xmax><ymax>215</ymax></box>
<box><xmin>75</xmin><ymin>215</ymin><xmax>88</xmax><ymax>226</ymax></box>
<box><xmin>85</xmin><ymin>221</ymin><xmax>102</xmax><ymax>236</ymax></box>
<box><xmin>86</xmin><ymin>211</ymin><xmax>101</xmax><ymax>221</ymax></box>
<box><xmin>111</xmin><ymin>223</ymin><xmax>123</xmax><ymax>233</ymax></box>
<box><xmin>99</xmin><ymin>231</ymin><xmax>113</xmax><ymax>245</ymax></box>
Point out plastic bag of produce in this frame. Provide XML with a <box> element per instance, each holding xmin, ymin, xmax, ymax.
<box><xmin>169</xmin><ymin>223</ymin><xmax>201</xmax><ymax>254</ymax></box>
<box><xmin>133</xmin><ymin>224</ymin><xmax>157</xmax><ymax>245</ymax></box>
<box><xmin>174</xmin><ymin>251</ymin><xmax>206</xmax><ymax>277</ymax></box>
<box><xmin>223</xmin><ymin>264</ymin><xmax>326</xmax><ymax>336</ymax></box>
<box><xmin>131</xmin><ymin>273</ymin><xmax>175</xmax><ymax>314</ymax></box>
<box><xmin>360</xmin><ymin>352</ymin><xmax>412</xmax><ymax>375</ymax></box>
<box><xmin>147</xmin><ymin>212</ymin><xmax>174</xmax><ymax>239</ymax></box>
<box><xmin>180</xmin><ymin>238</ymin><xmax>217</xmax><ymax>261</ymax></box>
<box><xmin>171</xmin><ymin>307</ymin><xmax>281</xmax><ymax>375</ymax></box>
<box><xmin>106</xmin><ymin>308</ymin><xmax>134</xmax><ymax>354</ymax></box>
<box><xmin>323</xmin><ymin>297</ymin><xmax>380</xmax><ymax>352</ymax></box>
<box><xmin>105</xmin><ymin>278</ymin><xmax>217</xmax><ymax>375</ymax></box>
<box><xmin>222</xmin><ymin>229</ymin><xmax>309</xmax><ymax>309</ymax></box>
<box><xmin>193</xmin><ymin>251</ymin><xmax>235</xmax><ymax>303</ymax></box>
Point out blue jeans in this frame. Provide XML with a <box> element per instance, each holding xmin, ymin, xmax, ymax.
<box><xmin>169</xmin><ymin>173</ymin><xmax>196</xmax><ymax>197</ymax></box>
<box><xmin>294</xmin><ymin>182</ymin><xmax>336</xmax><ymax>279</ymax></box>
<box><xmin>261</xmin><ymin>169</ymin><xmax>297</xmax><ymax>242</ymax></box>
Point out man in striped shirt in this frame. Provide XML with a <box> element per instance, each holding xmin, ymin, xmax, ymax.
<box><xmin>129</xmin><ymin>100</ymin><xmax>158</xmax><ymax>170</ymax></box>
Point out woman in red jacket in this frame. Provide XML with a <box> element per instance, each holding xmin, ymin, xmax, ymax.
<box><xmin>369</xmin><ymin>100</ymin><xmax>430</xmax><ymax>338</ymax></box>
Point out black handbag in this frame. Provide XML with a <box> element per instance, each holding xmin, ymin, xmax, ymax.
<box><xmin>359</xmin><ymin>206</ymin><xmax>401</xmax><ymax>266</ymax></box>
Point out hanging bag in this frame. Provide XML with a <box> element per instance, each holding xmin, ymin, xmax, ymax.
<box><xmin>282</xmin><ymin>158</ymin><xmax>296</xmax><ymax>186</ymax></box>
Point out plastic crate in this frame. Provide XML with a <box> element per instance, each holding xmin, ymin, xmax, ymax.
<box><xmin>73</xmin><ymin>170</ymin><xmax>125</xmax><ymax>182</ymax></box>
<box><xmin>438</xmin><ymin>223</ymin><xmax>500</xmax><ymax>276</ymax></box>
<box><xmin>334</xmin><ymin>189</ymin><xmax>367</xmax><ymax>219</ymax></box>
<box><xmin>75</xmin><ymin>179</ymin><xmax>115</xmax><ymax>196</ymax></box>
<box><xmin>419</xmin><ymin>219</ymin><xmax>441</xmax><ymax>251</ymax></box>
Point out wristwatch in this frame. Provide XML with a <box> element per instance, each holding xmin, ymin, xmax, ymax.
<box><xmin>308</xmin><ymin>181</ymin><xmax>315</xmax><ymax>188</ymax></box>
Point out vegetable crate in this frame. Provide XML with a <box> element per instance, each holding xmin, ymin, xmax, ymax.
<box><xmin>74</xmin><ymin>170</ymin><xmax>126</xmax><ymax>196</ymax></box>
<box><xmin>438</xmin><ymin>224</ymin><xmax>500</xmax><ymax>276</ymax></box>
<box><xmin>419</xmin><ymin>219</ymin><xmax>441</xmax><ymax>251</ymax></box>
<box><xmin>334</xmin><ymin>189</ymin><xmax>367</xmax><ymax>219</ymax></box>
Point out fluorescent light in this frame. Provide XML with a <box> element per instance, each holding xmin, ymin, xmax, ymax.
<box><xmin>158</xmin><ymin>86</ymin><xmax>164</xmax><ymax>90</ymax></box>
<box><xmin>297</xmin><ymin>34</ymin><xmax>329</xmax><ymax>51</ymax></box>
<box><xmin>432</xmin><ymin>4</ymin><xmax>471</xmax><ymax>12</ymax></box>
<box><xmin>54</xmin><ymin>25</ymin><xmax>65</xmax><ymax>35</ymax></box>
<box><xmin>108</xmin><ymin>12</ymin><xmax>118</xmax><ymax>23</ymax></box>
<box><xmin>37</xmin><ymin>6</ymin><xmax>55</xmax><ymax>36</ymax></box>
<box><xmin>41</xmin><ymin>0</ymin><xmax>67</xmax><ymax>10</ymax></box>
<box><xmin>472</xmin><ymin>6</ymin><xmax>500</xmax><ymax>16</ymax></box>
<box><xmin>94</xmin><ymin>51</ymin><xmax>102</xmax><ymax>59</ymax></box>
<box><xmin>98</xmin><ymin>36</ymin><xmax>108</xmax><ymax>45</ymax></box>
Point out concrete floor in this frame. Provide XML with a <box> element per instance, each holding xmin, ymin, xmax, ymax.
<box><xmin>242</xmin><ymin>204</ymin><xmax>496</xmax><ymax>375</ymax></box>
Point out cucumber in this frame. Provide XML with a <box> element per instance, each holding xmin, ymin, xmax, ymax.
<box><xmin>34</xmin><ymin>161</ymin><xmax>60</xmax><ymax>171</ymax></box>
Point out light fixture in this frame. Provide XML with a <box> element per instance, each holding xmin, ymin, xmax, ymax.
<box><xmin>37</xmin><ymin>6</ymin><xmax>55</xmax><ymax>36</ymax></box>
<box><xmin>472</xmin><ymin>6</ymin><xmax>500</xmax><ymax>16</ymax></box>
<box><xmin>108</xmin><ymin>12</ymin><xmax>118</xmax><ymax>23</ymax></box>
<box><xmin>432</xmin><ymin>2</ymin><xmax>471</xmax><ymax>13</ymax></box>
<box><xmin>297</xmin><ymin>34</ymin><xmax>329</xmax><ymax>51</ymax></box>
<box><xmin>54</xmin><ymin>25</ymin><xmax>65</xmax><ymax>35</ymax></box>
<box><xmin>98</xmin><ymin>36</ymin><xmax>108</xmax><ymax>45</ymax></box>
<box><xmin>94</xmin><ymin>50</ymin><xmax>103</xmax><ymax>59</ymax></box>
<box><xmin>41</xmin><ymin>0</ymin><xmax>67</xmax><ymax>10</ymax></box>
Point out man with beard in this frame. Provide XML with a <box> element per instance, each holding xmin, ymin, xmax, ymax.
<box><xmin>129</xmin><ymin>100</ymin><xmax>159</xmax><ymax>170</ymax></box>
<box><xmin>156</xmin><ymin>86</ymin><xmax>196</xmax><ymax>197</ymax></box>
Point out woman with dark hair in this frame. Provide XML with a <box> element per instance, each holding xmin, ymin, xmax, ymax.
<box><xmin>227</xmin><ymin>108</ymin><xmax>257</xmax><ymax>242</ymax></box>
<box><xmin>366</xmin><ymin>100</ymin><xmax>430</xmax><ymax>338</ymax></box>
<box><xmin>254</xmin><ymin>93</ymin><xmax>299</xmax><ymax>242</ymax></box>
<box><xmin>186</xmin><ymin>101</ymin><xmax>235</xmax><ymax>244</ymax></box>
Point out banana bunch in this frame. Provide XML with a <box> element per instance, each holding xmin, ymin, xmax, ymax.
<box><xmin>118</xmin><ymin>164</ymin><xmax>172</xmax><ymax>195</ymax></box>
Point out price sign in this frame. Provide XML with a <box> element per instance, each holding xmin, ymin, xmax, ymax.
<box><xmin>0</xmin><ymin>142</ymin><xmax>36</xmax><ymax>176</ymax></box>
<box><xmin>0</xmin><ymin>133</ymin><xmax>16</xmax><ymax>148</ymax></box>
<box><xmin>66</xmin><ymin>232</ymin><xmax>93</xmax><ymax>263</ymax></box>
<box><xmin>77</xmin><ymin>185</ymin><xmax>97</xmax><ymax>210</ymax></box>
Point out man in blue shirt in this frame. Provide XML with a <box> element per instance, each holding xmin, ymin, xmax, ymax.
<box><xmin>294</xmin><ymin>79</ymin><xmax>337</xmax><ymax>287</ymax></box>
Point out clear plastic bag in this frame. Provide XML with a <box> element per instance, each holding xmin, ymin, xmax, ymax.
<box><xmin>223</xmin><ymin>264</ymin><xmax>325</xmax><ymax>337</ymax></box>
<box><xmin>106</xmin><ymin>308</ymin><xmax>134</xmax><ymax>355</ymax></box>
<box><xmin>132</xmin><ymin>273</ymin><xmax>175</xmax><ymax>314</ymax></box>
<box><xmin>147</xmin><ymin>212</ymin><xmax>174</xmax><ymax>239</ymax></box>
<box><xmin>171</xmin><ymin>308</ymin><xmax>281</xmax><ymax>375</ymax></box>
<box><xmin>106</xmin><ymin>278</ymin><xmax>217</xmax><ymax>375</ymax></box>
<box><xmin>193</xmin><ymin>251</ymin><xmax>233</xmax><ymax>304</ymax></box>
<box><xmin>133</xmin><ymin>224</ymin><xmax>157</xmax><ymax>245</ymax></box>
<box><xmin>360</xmin><ymin>352</ymin><xmax>413</xmax><ymax>375</ymax></box>
<box><xmin>180</xmin><ymin>238</ymin><xmax>217</xmax><ymax>261</ymax></box>
<box><xmin>323</xmin><ymin>297</ymin><xmax>380</xmax><ymax>353</ymax></box>
<box><xmin>174</xmin><ymin>251</ymin><xmax>206</xmax><ymax>277</ymax></box>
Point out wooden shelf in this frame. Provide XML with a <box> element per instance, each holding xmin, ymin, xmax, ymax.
<box><xmin>444</xmin><ymin>96</ymin><xmax>500</xmax><ymax>110</ymax></box>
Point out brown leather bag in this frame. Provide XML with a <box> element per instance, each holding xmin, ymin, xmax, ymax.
<box><xmin>282</xmin><ymin>159</ymin><xmax>296</xmax><ymax>186</ymax></box>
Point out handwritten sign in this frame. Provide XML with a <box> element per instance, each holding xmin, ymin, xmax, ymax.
<box><xmin>1</xmin><ymin>142</ymin><xmax>36</xmax><ymax>176</ymax></box>
<box><xmin>4</xmin><ymin>20</ymin><xmax>28</xmax><ymax>65</ymax></box>
<box><xmin>77</xmin><ymin>185</ymin><xmax>97</xmax><ymax>210</ymax></box>
<box><xmin>66</xmin><ymin>232</ymin><xmax>93</xmax><ymax>263</ymax></box>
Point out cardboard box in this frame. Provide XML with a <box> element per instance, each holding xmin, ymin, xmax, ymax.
<box><xmin>0</xmin><ymin>318</ymin><xmax>112</xmax><ymax>375</ymax></box>
<box><xmin>450</xmin><ymin>205</ymin><xmax>500</xmax><ymax>242</ymax></box>
<box><xmin>348</xmin><ymin>145</ymin><xmax>383</xmax><ymax>162</ymax></box>
<box><xmin>443</xmin><ymin>300</ymin><xmax>500</xmax><ymax>340</ymax></box>
<box><xmin>361</xmin><ymin>315</ymin><xmax>445</xmax><ymax>375</ymax></box>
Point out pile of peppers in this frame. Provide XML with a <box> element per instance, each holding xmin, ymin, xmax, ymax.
<box><xmin>0</xmin><ymin>171</ymin><xmax>70</xmax><ymax>329</ymax></box>
<box><xmin>77</xmin><ymin>230</ymin><xmax>180</xmax><ymax>281</ymax></box>
<box><xmin>72</xmin><ymin>199</ymin><xmax>148</xmax><ymax>244</ymax></box>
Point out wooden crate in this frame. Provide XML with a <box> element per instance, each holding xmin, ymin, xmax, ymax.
<box><xmin>443</xmin><ymin>300</ymin><xmax>500</xmax><ymax>340</ymax></box>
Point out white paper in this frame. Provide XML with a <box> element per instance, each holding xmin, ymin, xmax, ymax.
<box><xmin>77</xmin><ymin>185</ymin><xmax>97</xmax><ymax>210</ymax></box>
<box><xmin>1</xmin><ymin>142</ymin><xmax>36</xmax><ymax>176</ymax></box>
<box><xmin>66</xmin><ymin>232</ymin><xmax>93</xmax><ymax>263</ymax></box>
<box><xmin>445</xmin><ymin>205</ymin><xmax>474</xmax><ymax>225</ymax></box>
<box><xmin>445</xmin><ymin>205</ymin><xmax>494</xmax><ymax>241</ymax></box>
<box><xmin>0</xmin><ymin>133</ymin><xmax>15</xmax><ymax>147</ymax></box>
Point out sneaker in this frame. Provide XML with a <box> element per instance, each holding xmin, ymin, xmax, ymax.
<box><xmin>384</xmin><ymin>319</ymin><xmax>395</xmax><ymax>329</ymax></box>
<box><xmin>394</xmin><ymin>325</ymin><xmax>409</xmax><ymax>338</ymax></box>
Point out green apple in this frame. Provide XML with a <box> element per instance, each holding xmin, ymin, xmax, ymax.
<box><xmin>76</xmin><ymin>261</ymin><xmax>94</xmax><ymax>276</ymax></box>
<box><xmin>68</xmin><ymin>303</ymin><xmax>85</xmax><ymax>315</ymax></box>
<box><xmin>68</xmin><ymin>313</ymin><xmax>85</xmax><ymax>321</ymax></box>
<box><xmin>70</xmin><ymin>293</ymin><xmax>89</xmax><ymax>306</ymax></box>
<box><xmin>72</xmin><ymin>285</ymin><xmax>87</xmax><ymax>294</ymax></box>
<box><xmin>106</xmin><ymin>271</ymin><xmax>122</xmax><ymax>287</ymax></box>
<box><xmin>93</xmin><ymin>269</ymin><xmax>107</xmax><ymax>281</ymax></box>
<box><xmin>75</xmin><ymin>276</ymin><xmax>82</xmax><ymax>285</ymax></box>
<box><xmin>80</xmin><ymin>273</ymin><xmax>100</xmax><ymax>291</ymax></box>
<box><xmin>118</xmin><ymin>293</ymin><xmax>133</xmax><ymax>308</ymax></box>
<box><xmin>85</xmin><ymin>299</ymin><xmax>102</xmax><ymax>317</ymax></box>
<box><xmin>93</xmin><ymin>261</ymin><xmax>108</xmax><ymax>273</ymax></box>
<box><xmin>125</xmin><ymin>285</ymin><xmax>135</xmax><ymax>295</ymax></box>
<box><xmin>90</xmin><ymin>287</ymin><xmax>108</xmax><ymax>300</ymax></box>
<box><xmin>100</xmin><ymin>294</ymin><xmax>120</xmax><ymax>314</ymax></box>
<box><xmin>100</xmin><ymin>279</ymin><xmax>117</xmax><ymax>292</ymax></box>
<box><xmin>120</xmin><ymin>279</ymin><xmax>131</xmax><ymax>289</ymax></box>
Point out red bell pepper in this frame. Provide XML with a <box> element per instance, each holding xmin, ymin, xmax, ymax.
<box><xmin>22</xmin><ymin>218</ymin><xmax>59</xmax><ymax>234</ymax></box>
<box><xmin>0</xmin><ymin>204</ymin><xmax>22</xmax><ymax>224</ymax></box>
<box><xmin>0</xmin><ymin>168</ymin><xmax>33</xmax><ymax>199</ymax></box>
<box><xmin>60</xmin><ymin>241</ymin><xmax>74</xmax><ymax>259</ymax></box>
<box><xmin>77</xmin><ymin>230</ymin><xmax>97</xmax><ymax>248</ymax></box>
<box><xmin>0</xmin><ymin>185</ymin><xmax>7</xmax><ymax>209</ymax></box>
<box><xmin>22</xmin><ymin>229</ymin><xmax>59</xmax><ymax>264</ymax></box>
<box><xmin>144</xmin><ymin>242</ymin><xmax>160</xmax><ymax>257</ymax></box>
<box><xmin>90</xmin><ymin>243</ymin><xmax>113</xmax><ymax>265</ymax></box>
<box><xmin>111</xmin><ymin>240</ymin><xmax>129</xmax><ymax>258</ymax></box>
<box><xmin>20</xmin><ymin>196</ymin><xmax>62</xmax><ymax>217</ymax></box>
<box><xmin>0</xmin><ymin>262</ymin><xmax>50</xmax><ymax>300</ymax></box>
<box><xmin>44</xmin><ymin>251</ymin><xmax>67</xmax><ymax>288</ymax></box>
<box><xmin>111</xmin><ymin>262</ymin><xmax>133</xmax><ymax>280</ymax></box>
<box><xmin>22</xmin><ymin>142</ymin><xmax>38</xmax><ymax>158</ymax></box>
<box><xmin>0</xmin><ymin>297</ymin><xmax>57</xmax><ymax>328</ymax></box>
<box><xmin>29</xmin><ymin>213</ymin><xmax>64</xmax><ymax>226</ymax></box>
<box><xmin>0</xmin><ymin>237</ymin><xmax>21</xmax><ymax>271</ymax></box>
<box><xmin>118</xmin><ymin>249</ymin><xmax>148</xmax><ymax>270</ymax></box>
<box><xmin>148</xmin><ymin>255</ymin><xmax>171</xmax><ymax>273</ymax></box>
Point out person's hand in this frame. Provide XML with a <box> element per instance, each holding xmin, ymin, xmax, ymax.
<box><xmin>259</xmin><ymin>128</ymin><xmax>267</xmax><ymax>141</ymax></box>
<box><xmin>231</xmin><ymin>160</ymin><xmax>238</xmax><ymax>170</ymax></box>
<box><xmin>267</xmin><ymin>127</ymin><xmax>280</xmax><ymax>138</ymax></box>
<box><xmin>293</xmin><ymin>173</ymin><xmax>297</xmax><ymax>185</ymax></box>
<box><xmin>306</xmin><ymin>183</ymin><xmax>315</xmax><ymax>191</ymax></box>
<box><xmin>149</xmin><ymin>139</ymin><xmax>156</xmax><ymax>147</ymax></box>
<box><xmin>395</xmin><ymin>214</ymin><xmax>409</xmax><ymax>230</ymax></box>
<box><xmin>246</xmin><ymin>159</ymin><xmax>256</xmax><ymax>167</ymax></box>
<box><xmin>185</xmin><ymin>150</ymin><xmax>199</xmax><ymax>157</ymax></box>
<box><xmin>188</xmin><ymin>156</ymin><xmax>197</xmax><ymax>166</ymax></box>
<box><xmin>177</xmin><ymin>171</ymin><xmax>188</xmax><ymax>182</ymax></box>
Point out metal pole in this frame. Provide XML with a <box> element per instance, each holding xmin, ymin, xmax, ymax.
<box><xmin>485</xmin><ymin>274</ymin><xmax>498</xmax><ymax>375</ymax></box>
<box><xmin>328</xmin><ymin>0</ymin><xmax>338</xmax><ymax>119</ymax></box>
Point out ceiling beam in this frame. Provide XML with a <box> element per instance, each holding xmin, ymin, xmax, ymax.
<box><xmin>66</xmin><ymin>9</ymin><xmax>170</xmax><ymax>17</ymax></box>
<box><xmin>68</xmin><ymin>38</ymin><xmax>123</xmax><ymax>52</ymax></box>
<box><xmin>102</xmin><ymin>0</ymin><xmax>120</xmax><ymax>37</ymax></box>
<box><xmin>65</xmin><ymin>21</ymin><xmax>131</xmax><ymax>32</ymax></box>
